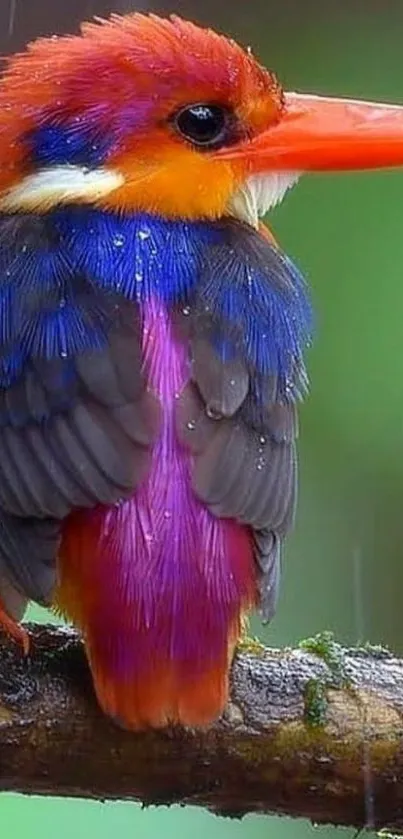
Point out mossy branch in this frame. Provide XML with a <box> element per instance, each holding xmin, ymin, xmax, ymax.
<box><xmin>0</xmin><ymin>625</ymin><xmax>402</xmax><ymax>830</ymax></box>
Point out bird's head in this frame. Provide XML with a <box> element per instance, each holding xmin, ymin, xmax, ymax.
<box><xmin>1</xmin><ymin>12</ymin><xmax>403</xmax><ymax>226</ymax></box>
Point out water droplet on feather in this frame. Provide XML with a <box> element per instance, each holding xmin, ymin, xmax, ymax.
<box><xmin>206</xmin><ymin>406</ymin><xmax>222</xmax><ymax>420</ymax></box>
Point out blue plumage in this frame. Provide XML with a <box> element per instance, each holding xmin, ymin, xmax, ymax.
<box><xmin>27</xmin><ymin>124</ymin><xmax>110</xmax><ymax>168</ymax></box>
<box><xmin>0</xmin><ymin>208</ymin><xmax>312</xmax><ymax>416</ymax></box>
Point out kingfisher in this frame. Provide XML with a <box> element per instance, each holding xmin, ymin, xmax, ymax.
<box><xmin>0</xmin><ymin>12</ymin><xmax>402</xmax><ymax>729</ymax></box>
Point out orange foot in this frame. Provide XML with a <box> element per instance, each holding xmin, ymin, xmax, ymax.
<box><xmin>0</xmin><ymin>601</ymin><xmax>29</xmax><ymax>655</ymax></box>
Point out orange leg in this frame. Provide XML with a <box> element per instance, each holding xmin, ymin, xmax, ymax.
<box><xmin>0</xmin><ymin>599</ymin><xmax>30</xmax><ymax>655</ymax></box>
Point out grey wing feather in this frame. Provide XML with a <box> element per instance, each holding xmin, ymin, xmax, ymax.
<box><xmin>0</xmin><ymin>511</ymin><xmax>59</xmax><ymax>606</ymax></box>
<box><xmin>191</xmin><ymin>337</ymin><xmax>249</xmax><ymax>417</ymax></box>
<box><xmin>176</xmin><ymin>338</ymin><xmax>303</xmax><ymax>623</ymax></box>
<box><xmin>253</xmin><ymin>529</ymin><xmax>282</xmax><ymax>623</ymax></box>
<box><xmin>0</xmin><ymin>301</ymin><xmax>158</xmax><ymax>610</ymax></box>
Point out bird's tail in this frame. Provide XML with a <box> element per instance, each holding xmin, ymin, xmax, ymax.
<box><xmin>56</xmin><ymin>504</ymin><xmax>256</xmax><ymax>730</ymax></box>
<box><xmin>86</xmin><ymin>623</ymin><xmax>240</xmax><ymax>730</ymax></box>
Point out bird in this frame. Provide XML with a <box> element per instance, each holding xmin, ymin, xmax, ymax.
<box><xmin>0</xmin><ymin>12</ymin><xmax>402</xmax><ymax>730</ymax></box>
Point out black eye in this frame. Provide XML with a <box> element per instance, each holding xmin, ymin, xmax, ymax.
<box><xmin>173</xmin><ymin>103</ymin><xmax>229</xmax><ymax>148</ymax></box>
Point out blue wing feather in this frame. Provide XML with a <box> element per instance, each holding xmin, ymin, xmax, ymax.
<box><xmin>0</xmin><ymin>208</ymin><xmax>312</xmax><ymax>405</ymax></box>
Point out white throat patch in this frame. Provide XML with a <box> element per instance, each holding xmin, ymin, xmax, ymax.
<box><xmin>227</xmin><ymin>171</ymin><xmax>300</xmax><ymax>229</ymax></box>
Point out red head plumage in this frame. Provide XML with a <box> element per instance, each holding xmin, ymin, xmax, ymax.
<box><xmin>0</xmin><ymin>14</ymin><xmax>283</xmax><ymax>219</ymax></box>
<box><xmin>1</xmin><ymin>12</ymin><xmax>403</xmax><ymax>225</ymax></box>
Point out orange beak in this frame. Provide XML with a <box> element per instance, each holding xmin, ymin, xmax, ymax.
<box><xmin>218</xmin><ymin>93</ymin><xmax>403</xmax><ymax>172</ymax></box>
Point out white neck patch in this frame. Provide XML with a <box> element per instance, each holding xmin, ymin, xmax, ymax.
<box><xmin>227</xmin><ymin>171</ymin><xmax>300</xmax><ymax>229</ymax></box>
<box><xmin>0</xmin><ymin>165</ymin><xmax>124</xmax><ymax>213</ymax></box>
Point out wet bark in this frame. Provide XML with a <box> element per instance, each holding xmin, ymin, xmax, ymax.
<box><xmin>0</xmin><ymin>625</ymin><xmax>402</xmax><ymax>830</ymax></box>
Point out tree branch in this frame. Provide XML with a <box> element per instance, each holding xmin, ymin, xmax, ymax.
<box><xmin>0</xmin><ymin>625</ymin><xmax>402</xmax><ymax>830</ymax></box>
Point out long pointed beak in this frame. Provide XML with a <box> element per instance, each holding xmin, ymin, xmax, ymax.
<box><xmin>219</xmin><ymin>93</ymin><xmax>403</xmax><ymax>172</ymax></box>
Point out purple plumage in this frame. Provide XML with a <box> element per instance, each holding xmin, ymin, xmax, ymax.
<box><xmin>58</xmin><ymin>297</ymin><xmax>257</xmax><ymax>728</ymax></box>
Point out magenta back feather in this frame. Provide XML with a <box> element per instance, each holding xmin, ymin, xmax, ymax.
<box><xmin>61</xmin><ymin>298</ymin><xmax>256</xmax><ymax>684</ymax></box>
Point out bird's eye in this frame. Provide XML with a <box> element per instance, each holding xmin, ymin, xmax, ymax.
<box><xmin>173</xmin><ymin>104</ymin><xmax>229</xmax><ymax>149</ymax></box>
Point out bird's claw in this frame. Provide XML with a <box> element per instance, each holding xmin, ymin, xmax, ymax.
<box><xmin>0</xmin><ymin>601</ymin><xmax>30</xmax><ymax>655</ymax></box>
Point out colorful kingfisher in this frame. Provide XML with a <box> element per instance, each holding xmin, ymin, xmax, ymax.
<box><xmin>0</xmin><ymin>12</ymin><xmax>402</xmax><ymax>729</ymax></box>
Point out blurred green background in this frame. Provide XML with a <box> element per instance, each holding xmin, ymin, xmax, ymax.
<box><xmin>1</xmin><ymin>0</ymin><xmax>403</xmax><ymax>836</ymax></box>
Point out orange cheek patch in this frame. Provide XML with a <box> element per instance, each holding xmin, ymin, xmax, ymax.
<box><xmin>104</xmin><ymin>141</ymin><xmax>239</xmax><ymax>220</ymax></box>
